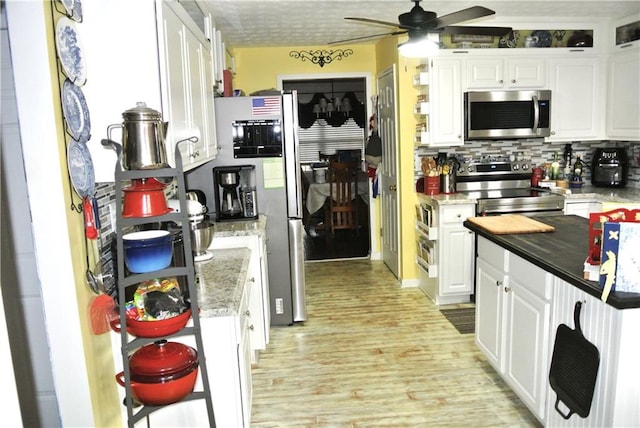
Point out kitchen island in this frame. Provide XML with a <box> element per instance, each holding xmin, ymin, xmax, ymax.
<box><xmin>464</xmin><ymin>214</ymin><xmax>640</xmax><ymax>309</ymax></box>
<box><xmin>464</xmin><ymin>214</ymin><xmax>640</xmax><ymax>427</ymax></box>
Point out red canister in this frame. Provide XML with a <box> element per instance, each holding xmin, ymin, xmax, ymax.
<box><xmin>531</xmin><ymin>168</ymin><xmax>543</xmax><ymax>187</ymax></box>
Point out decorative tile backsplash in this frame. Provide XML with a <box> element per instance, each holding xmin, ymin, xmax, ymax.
<box><xmin>414</xmin><ymin>140</ymin><xmax>640</xmax><ymax>189</ymax></box>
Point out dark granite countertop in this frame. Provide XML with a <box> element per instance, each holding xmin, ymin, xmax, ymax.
<box><xmin>464</xmin><ymin>214</ymin><xmax>640</xmax><ymax>309</ymax></box>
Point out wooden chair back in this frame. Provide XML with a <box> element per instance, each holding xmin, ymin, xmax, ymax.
<box><xmin>327</xmin><ymin>161</ymin><xmax>360</xmax><ymax>235</ymax></box>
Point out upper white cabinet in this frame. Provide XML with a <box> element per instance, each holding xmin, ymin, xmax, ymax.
<box><xmin>606</xmin><ymin>49</ymin><xmax>640</xmax><ymax>140</ymax></box>
<box><xmin>465</xmin><ymin>57</ymin><xmax>547</xmax><ymax>90</ymax></box>
<box><xmin>429</xmin><ymin>58</ymin><xmax>464</xmax><ymax>146</ymax></box>
<box><xmin>548</xmin><ymin>55</ymin><xmax>604</xmax><ymax>141</ymax></box>
<box><xmin>159</xmin><ymin>1</ymin><xmax>217</xmax><ymax>170</ymax></box>
<box><xmin>78</xmin><ymin>0</ymin><xmax>219</xmax><ymax>182</ymax></box>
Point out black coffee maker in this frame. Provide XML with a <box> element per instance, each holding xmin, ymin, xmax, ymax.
<box><xmin>591</xmin><ymin>148</ymin><xmax>629</xmax><ymax>188</ymax></box>
<box><xmin>213</xmin><ymin>165</ymin><xmax>258</xmax><ymax>221</ymax></box>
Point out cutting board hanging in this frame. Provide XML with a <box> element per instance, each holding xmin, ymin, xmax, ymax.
<box><xmin>466</xmin><ymin>214</ymin><xmax>555</xmax><ymax>235</ymax></box>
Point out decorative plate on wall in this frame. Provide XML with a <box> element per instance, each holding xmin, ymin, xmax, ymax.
<box><xmin>59</xmin><ymin>0</ymin><xmax>83</xmax><ymax>22</ymax></box>
<box><xmin>55</xmin><ymin>16</ymin><xmax>87</xmax><ymax>85</ymax></box>
<box><xmin>67</xmin><ymin>139</ymin><xmax>95</xmax><ymax>198</ymax></box>
<box><xmin>62</xmin><ymin>78</ymin><xmax>91</xmax><ymax>143</ymax></box>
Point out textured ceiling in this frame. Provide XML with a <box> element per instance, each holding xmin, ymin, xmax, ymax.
<box><xmin>199</xmin><ymin>0</ymin><xmax>640</xmax><ymax>47</ymax></box>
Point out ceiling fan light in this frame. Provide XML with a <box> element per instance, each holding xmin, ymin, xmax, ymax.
<box><xmin>398</xmin><ymin>38</ymin><xmax>439</xmax><ymax>58</ymax></box>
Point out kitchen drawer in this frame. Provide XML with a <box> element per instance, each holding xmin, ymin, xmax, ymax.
<box><xmin>478</xmin><ymin>236</ymin><xmax>509</xmax><ymax>272</ymax></box>
<box><xmin>441</xmin><ymin>205</ymin><xmax>474</xmax><ymax>224</ymax></box>
<box><xmin>510</xmin><ymin>253</ymin><xmax>552</xmax><ymax>300</ymax></box>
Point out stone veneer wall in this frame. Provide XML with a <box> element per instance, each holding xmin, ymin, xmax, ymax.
<box><xmin>414</xmin><ymin>140</ymin><xmax>640</xmax><ymax>189</ymax></box>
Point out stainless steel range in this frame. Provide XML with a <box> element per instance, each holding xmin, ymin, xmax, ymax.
<box><xmin>457</xmin><ymin>157</ymin><xmax>565</xmax><ymax>216</ymax></box>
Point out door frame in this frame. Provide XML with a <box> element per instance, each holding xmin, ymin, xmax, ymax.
<box><xmin>277</xmin><ymin>72</ymin><xmax>379</xmax><ymax>259</ymax></box>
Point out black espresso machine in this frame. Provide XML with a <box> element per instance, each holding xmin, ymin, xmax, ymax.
<box><xmin>213</xmin><ymin>165</ymin><xmax>259</xmax><ymax>221</ymax></box>
<box><xmin>591</xmin><ymin>148</ymin><xmax>629</xmax><ymax>188</ymax></box>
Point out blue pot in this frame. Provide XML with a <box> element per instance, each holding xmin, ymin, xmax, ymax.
<box><xmin>123</xmin><ymin>230</ymin><xmax>173</xmax><ymax>273</ymax></box>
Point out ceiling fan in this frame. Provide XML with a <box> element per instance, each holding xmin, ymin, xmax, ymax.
<box><xmin>330</xmin><ymin>1</ymin><xmax>512</xmax><ymax>46</ymax></box>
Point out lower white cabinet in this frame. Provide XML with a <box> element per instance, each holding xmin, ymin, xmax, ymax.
<box><xmin>416</xmin><ymin>200</ymin><xmax>474</xmax><ymax>304</ymax></box>
<box><xmin>210</xmin><ymin>234</ymin><xmax>270</xmax><ymax>362</ymax></box>
<box><xmin>200</xmin><ymin>277</ymin><xmax>253</xmax><ymax>428</ymax></box>
<box><xmin>475</xmin><ymin>237</ymin><xmax>552</xmax><ymax>423</ymax></box>
<box><xmin>564</xmin><ymin>199</ymin><xmax>603</xmax><ymax>218</ymax></box>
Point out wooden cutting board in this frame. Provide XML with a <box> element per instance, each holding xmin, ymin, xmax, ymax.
<box><xmin>466</xmin><ymin>214</ymin><xmax>555</xmax><ymax>235</ymax></box>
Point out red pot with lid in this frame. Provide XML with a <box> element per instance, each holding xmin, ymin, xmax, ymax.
<box><xmin>115</xmin><ymin>340</ymin><xmax>198</xmax><ymax>406</ymax></box>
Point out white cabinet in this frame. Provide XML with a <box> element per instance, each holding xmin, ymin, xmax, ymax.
<box><xmin>210</xmin><ymin>234</ymin><xmax>270</xmax><ymax>363</ymax></box>
<box><xmin>465</xmin><ymin>57</ymin><xmax>547</xmax><ymax>90</ymax></box>
<box><xmin>416</xmin><ymin>200</ymin><xmax>474</xmax><ymax>304</ymax></box>
<box><xmin>475</xmin><ymin>237</ymin><xmax>552</xmax><ymax>423</ymax></box>
<box><xmin>475</xmin><ymin>257</ymin><xmax>505</xmax><ymax>369</ymax></box>
<box><xmin>429</xmin><ymin>58</ymin><xmax>463</xmax><ymax>146</ymax></box>
<box><xmin>502</xmin><ymin>254</ymin><xmax>552</xmax><ymax>421</ymax></box>
<box><xmin>607</xmin><ymin>49</ymin><xmax>640</xmax><ymax>140</ymax></box>
<box><xmin>200</xmin><ymin>279</ymin><xmax>253</xmax><ymax>428</ymax></box>
<box><xmin>440</xmin><ymin>215</ymin><xmax>474</xmax><ymax>295</ymax></box>
<box><xmin>564</xmin><ymin>199</ymin><xmax>602</xmax><ymax>218</ymax></box>
<box><xmin>159</xmin><ymin>1</ymin><xmax>217</xmax><ymax>170</ymax></box>
<box><xmin>79</xmin><ymin>0</ymin><xmax>219</xmax><ymax>181</ymax></box>
<box><xmin>548</xmin><ymin>56</ymin><xmax>604</xmax><ymax>141</ymax></box>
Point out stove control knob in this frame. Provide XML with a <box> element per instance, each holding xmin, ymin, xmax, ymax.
<box><xmin>513</xmin><ymin>164</ymin><xmax>520</xmax><ymax>170</ymax></box>
<box><xmin>521</xmin><ymin>163</ymin><xmax>529</xmax><ymax>170</ymax></box>
<box><xmin>467</xmin><ymin>166</ymin><xmax>474</xmax><ymax>173</ymax></box>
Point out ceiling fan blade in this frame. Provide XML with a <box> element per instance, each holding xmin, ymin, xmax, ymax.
<box><xmin>329</xmin><ymin>30</ymin><xmax>407</xmax><ymax>45</ymax></box>
<box><xmin>430</xmin><ymin>6</ymin><xmax>495</xmax><ymax>29</ymax></box>
<box><xmin>441</xmin><ymin>26</ymin><xmax>513</xmax><ymax>37</ymax></box>
<box><xmin>345</xmin><ymin>17</ymin><xmax>416</xmax><ymax>30</ymax></box>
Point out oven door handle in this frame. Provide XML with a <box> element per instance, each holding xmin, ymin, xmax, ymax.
<box><xmin>532</xmin><ymin>95</ymin><xmax>539</xmax><ymax>133</ymax></box>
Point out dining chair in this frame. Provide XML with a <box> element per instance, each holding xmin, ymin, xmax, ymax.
<box><xmin>327</xmin><ymin>161</ymin><xmax>360</xmax><ymax>236</ymax></box>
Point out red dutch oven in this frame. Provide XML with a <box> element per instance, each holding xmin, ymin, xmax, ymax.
<box><xmin>122</xmin><ymin>178</ymin><xmax>171</xmax><ymax>218</ymax></box>
<box><xmin>115</xmin><ymin>340</ymin><xmax>198</xmax><ymax>406</ymax></box>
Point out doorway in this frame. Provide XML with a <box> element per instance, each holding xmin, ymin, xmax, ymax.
<box><xmin>280</xmin><ymin>75</ymin><xmax>373</xmax><ymax>261</ymax></box>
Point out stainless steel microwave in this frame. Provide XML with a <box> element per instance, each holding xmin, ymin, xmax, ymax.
<box><xmin>464</xmin><ymin>90</ymin><xmax>551</xmax><ymax>140</ymax></box>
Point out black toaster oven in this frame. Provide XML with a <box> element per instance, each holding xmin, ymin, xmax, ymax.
<box><xmin>591</xmin><ymin>148</ymin><xmax>628</xmax><ymax>188</ymax></box>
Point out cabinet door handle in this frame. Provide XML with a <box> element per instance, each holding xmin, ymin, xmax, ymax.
<box><xmin>248</xmin><ymin>324</ymin><xmax>254</xmax><ymax>331</ymax></box>
<box><xmin>499</xmin><ymin>79</ymin><xmax>503</xmax><ymax>84</ymax></box>
<box><xmin>511</xmin><ymin>79</ymin><xmax>516</xmax><ymax>84</ymax></box>
<box><xmin>249</xmin><ymin>277</ymin><xmax>256</xmax><ymax>283</ymax></box>
<box><xmin>504</xmin><ymin>286</ymin><xmax>511</xmax><ymax>293</ymax></box>
<box><xmin>496</xmin><ymin>280</ymin><xmax>502</xmax><ymax>287</ymax></box>
<box><xmin>456</xmin><ymin>213</ymin><xmax>461</xmax><ymax>218</ymax></box>
<box><xmin>245</xmin><ymin>310</ymin><xmax>251</xmax><ymax>317</ymax></box>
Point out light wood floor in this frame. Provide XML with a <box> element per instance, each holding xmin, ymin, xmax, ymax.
<box><xmin>251</xmin><ymin>260</ymin><xmax>541</xmax><ymax>427</ymax></box>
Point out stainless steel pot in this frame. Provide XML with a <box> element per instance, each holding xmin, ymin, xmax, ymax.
<box><xmin>108</xmin><ymin>102</ymin><xmax>169</xmax><ymax>170</ymax></box>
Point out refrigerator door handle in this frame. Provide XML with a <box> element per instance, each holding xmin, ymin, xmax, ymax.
<box><xmin>289</xmin><ymin>219</ymin><xmax>307</xmax><ymax>322</ymax></box>
<box><xmin>282</xmin><ymin>92</ymin><xmax>303</xmax><ymax>219</ymax></box>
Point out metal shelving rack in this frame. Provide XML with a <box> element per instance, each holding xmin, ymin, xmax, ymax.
<box><xmin>108</xmin><ymin>143</ymin><xmax>215</xmax><ymax>427</ymax></box>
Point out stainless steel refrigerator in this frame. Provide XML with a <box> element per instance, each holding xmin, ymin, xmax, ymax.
<box><xmin>200</xmin><ymin>92</ymin><xmax>306</xmax><ymax>325</ymax></box>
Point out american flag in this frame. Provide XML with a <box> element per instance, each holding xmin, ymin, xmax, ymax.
<box><xmin>251</xmin><ymin>97</ymin><xmax>281</xmax><ymax>116</ymax></box>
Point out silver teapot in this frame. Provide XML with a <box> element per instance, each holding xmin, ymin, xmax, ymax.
<box><xmin>107</xmin><ymin>102</ymin><xmax>169</xmax><ymax>170</ymax></box>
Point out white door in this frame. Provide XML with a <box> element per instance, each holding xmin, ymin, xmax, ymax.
<box><xmin>377</xmin><ymin>66</ymin><xmax>399</xmax><ymax>277</ymax></box>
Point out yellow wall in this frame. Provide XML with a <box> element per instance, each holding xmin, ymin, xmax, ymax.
<box><xmin>373</xmin><ymin>36</ymin><xmax>420</xmax><ymax>280</ymax></box>
<box><xmin>396</xmin><ymin>55</ymin><xmax>421</xmax><ymax>281</ymax></box>
<box><xmin>231</xmin><ymin>44</ymin><xmax>377</xmax><ymax>95</ymax></box>
<box><xmin>44</xmin><ymin>3</ymin><xmax>121</xmax><ymax>426</ymax></box>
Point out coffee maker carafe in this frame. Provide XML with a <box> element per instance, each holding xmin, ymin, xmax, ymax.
<box><xmin>213</xmin><ymin>165</ymin><xmax>258</xmax><ymax>221</ymax></box>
